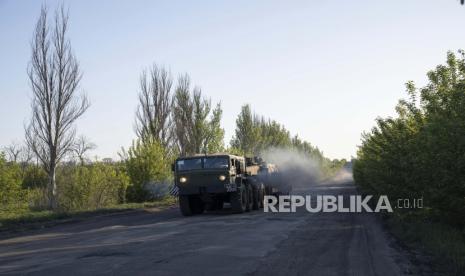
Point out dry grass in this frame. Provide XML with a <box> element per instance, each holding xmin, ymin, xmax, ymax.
<box><xmin>0</xmin><ymin>196</ymin><xmax>176</xmax><ymax>232</ymax></box>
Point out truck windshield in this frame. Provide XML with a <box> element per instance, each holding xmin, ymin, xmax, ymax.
<box><xmin>176</xmin><ymin>156</ymin><xmax>229</xmax><ymax>171</ymax></box>
<box><xmin>176</xmin><ymin>159</ymin><xmax>202</xmax><ymax>171</ymax></box>
<box><xmin>203</xmin><ymin>156</ymin><xmax>229</xmax><ymax>169</ymax></box>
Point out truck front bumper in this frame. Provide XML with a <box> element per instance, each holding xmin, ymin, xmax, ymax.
<box><xmin>178</xmin><ymin>182</ymin><xmax>237</xmax><ymax>195</ymax></box>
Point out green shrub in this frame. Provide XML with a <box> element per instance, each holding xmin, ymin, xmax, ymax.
<box><xmin>57</xmin><ymin>163</ymin><xmax>129</xmax><ymax>211</ymax></box>
<box><xmin>22</xmin><ymin>165</ymin><xmax>48</xmax><ymax>189</ymax></box>
<box><xmin>27</xmin><ymin>187</ymin><xmax>49</xmax><ymax>211</ymax></box>
<box><xmin>124</xmin><ymin>139</ymin><xmax>172</xmax><ymax>202</ymax></box>
<box><xmin>0</xmin><ymin>153</ymin><xmax>26</xmax><ymax>210</ymax></box>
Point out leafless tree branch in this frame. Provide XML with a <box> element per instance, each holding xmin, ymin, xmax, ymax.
<box><xmin>25</xmin><ymin>5</ymin><xmax>89</xmax><ymax>209</ymax></box>
<box><xmin>3</xmin><ymin>142</ymin><xmax>22</xmax><ymax>163</ymax></box>
<box><xmin>72</xmin><ymin>135</ymin><xmax>96</xmax><ymax>165</ymax></box>
<box><xmin>135</xmin><ymin>64</ymin><xmax>173</xmax><ymax>148</ymax></box>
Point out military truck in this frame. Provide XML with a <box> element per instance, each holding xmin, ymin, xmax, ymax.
<box><xmin>172</xmin><ymin>154</ymin><xmax>266</xmax><ymax>216</ymax></box>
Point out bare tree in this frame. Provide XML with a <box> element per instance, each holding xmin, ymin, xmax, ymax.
<box><xmin>172</xmin><ymin>74</ymin><xmax>224</xmax><ymax>156</ymax></box>
<box><xmin>135</xmin><ymin>64</ymin><xmax>173</xmax><ymax>147</ymax></box>
<box><xmin>3</xmin><ymin>142</ymin><xmax>22</xmax><ymax>163</ymax></box>
<box><xmin>72</xmin><ymin>135</ymin><xmax>96</xmax><ymax>165</ymax></box>
<box><xmin>25</xmin><ymin>6</ymin><xmax>90</xmax><ymax>209</ymax></box>
<box><xmin>19</xmin><ymin>145</ymin><xmax>35</xmax><ymax>165</ymax></box>
<box><xmin>172</xmin><ymin>75</ymin><xmax>194</xmax><ymax>156</ymax></box>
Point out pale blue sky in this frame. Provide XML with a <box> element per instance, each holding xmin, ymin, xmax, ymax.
<box><xmin>1</xmin><ymin>0</ymin><xmax>464</xmax><ymax>160</ymax></box>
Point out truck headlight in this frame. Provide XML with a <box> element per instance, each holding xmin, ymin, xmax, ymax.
<box><xmin>180</xmin><ymin>177</ymin><xmax>187</xmax><ymax>183</ymax></box>
<box><xmin>219</xmin><ymin>175</ymin><xmax>226</xmax><ymax>181</ymax></box>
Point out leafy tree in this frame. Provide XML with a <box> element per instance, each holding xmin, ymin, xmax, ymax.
<box><xmin>230</xmin><ymin>104</ymin><xmax>262</xmax><ymax>155</ymax></box>
<box><xmin>354</xmin><ymin>50</ymin><xmax>465</xmax><ymax>227</ymax></box>
<box><xmin>257</xmin><ymin>118</ymin><xmax>292</xmax><ymax>151</ymax></box>
<box><xmin>230</xmin><ymin>104</ymin><xmax>344</xmax><ymax>176</ymax></box>
<box><xmin>291</xmin><ymin>135</ymin><xmax>325</xmax><ymax>165</ymax></box>
<box><xmin>231</xmin><ymin>105</ymin><xmax>321</xmax><ymax>158</ymax></box>
<box><xmin>205</xmin><ymin>103</ymin><xmax>225</xmax><ymax>153</ymax></box>
<box><xmin>172</xmin><ymin>75</ymin><xmax>224</xmax><ymax>155</ymax></box>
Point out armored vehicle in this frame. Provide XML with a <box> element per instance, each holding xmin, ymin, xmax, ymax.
<box><xmin>172</xmin><ymin>154</ymin><xmax>265</xmax><ymax>216</ymax></box>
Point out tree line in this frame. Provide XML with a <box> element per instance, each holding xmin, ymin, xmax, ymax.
<box><xmin>230</xmin><ymin>104</ymin><xmax>345</xmax><ymax>176</ymax></box>
<box><xmin>354</xmin><ymin>50</ymin><xmax>465</xmax><ymax>229</ymax></box>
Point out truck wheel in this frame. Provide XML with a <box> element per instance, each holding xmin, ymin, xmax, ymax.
<box><xmin>252</xmin><ymin>186</ymin><xmax>259</xmax><ymax>210</ymax></box>
<box><xmin>246</xmin><ymin>185</ymin><xmax>253</xmax><ymax>212</ymax></box>
<box><xmin>231</xmin><ymin>187</ymin><xmax>247</xmax><ymax>213</ymax></box>
<box><xmin>179</xmin><ymin>195</ymin><xmax>193</xmax><ymax>216</ymax></box>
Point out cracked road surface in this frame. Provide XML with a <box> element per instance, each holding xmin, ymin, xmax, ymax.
<box><xmin>0</xmin><ymin>175</ymin><xmax>411</xmax><ymax>275</ymax></box>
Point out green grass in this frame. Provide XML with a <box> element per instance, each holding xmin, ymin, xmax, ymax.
<box><xmin>386</xmin><ymin>212</ymin><xmax>465</xmax><ymax>275</ymax></box>
<box><xmin>0</xmin><ymin>196</ymin><xmax>176</xmax><ymax>233</ymax></box>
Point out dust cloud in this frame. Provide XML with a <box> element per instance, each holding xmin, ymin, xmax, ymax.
<box><xmin>330</xmin><ymin>167</ymin><xmax>353</xmax><ymax>184</ymax></box>
<box><xmin>260</xmin><ymin>147</ymin><xmax>323</xmax><ymax>190</ymax></box>
<box><xmin>259</xmin><ymin>147</ymin><xmax>353</xmax><ymax>190</ymax></box>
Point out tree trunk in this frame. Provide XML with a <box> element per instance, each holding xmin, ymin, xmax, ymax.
<box><xmin>48</xmin><ymin>164</ymin><xmax>57</xmax><ymax>209</ymax></box>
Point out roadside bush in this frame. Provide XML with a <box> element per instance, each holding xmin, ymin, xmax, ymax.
<box><xmin>57</xmin><ymin>163</ymin><xmax>129</xmax><ymax>211</ymax></box>
<box><xmin>123</xmin><ymin>139</ymin><xmax>172</xmax><ymax>202</ymax></box>
<box><xmin>27</xmin><ymin>187</ymin><xmax>49</xmax><ymax>211</ymax></box>
<box><xmin>0</xmin><ymin>153</ymin><xmax>26</xmax><ymax>210</ymax></box>
<box><xmin>22</xmin><ymin>165</ymin><xmax>48</xmax><ymax>189</ymax></box>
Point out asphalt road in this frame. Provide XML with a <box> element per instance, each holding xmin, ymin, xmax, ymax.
<box><xmin>0</xmin><ymin>173</ymin><xmax>413</xmax><ymax>275</ymax></box>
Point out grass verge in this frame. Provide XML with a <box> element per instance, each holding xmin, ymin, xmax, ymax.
<box><xmin>0</xmin><ymin>196</ymin><xmax>176</xmax><ymax>233</ymax></box>
<box><xmin>386</xmin><ymin>212</ymin><xmax>465</xmax><ymax>275</ymax></box>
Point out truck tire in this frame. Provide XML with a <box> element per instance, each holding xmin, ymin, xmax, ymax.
<box><xmin>179</xmin><ymin>195</ymin><xmax>193</xmax><ymax>216</ymax></box>
<box><xmin>231</xmin><ymin>187</ymin><xmax>247</xmax><ymax>213</ymax></box>
<box><xmin>246</xmin><ymin>185</ymin><xmax>253</xmax><ymax>212</ymax></box>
